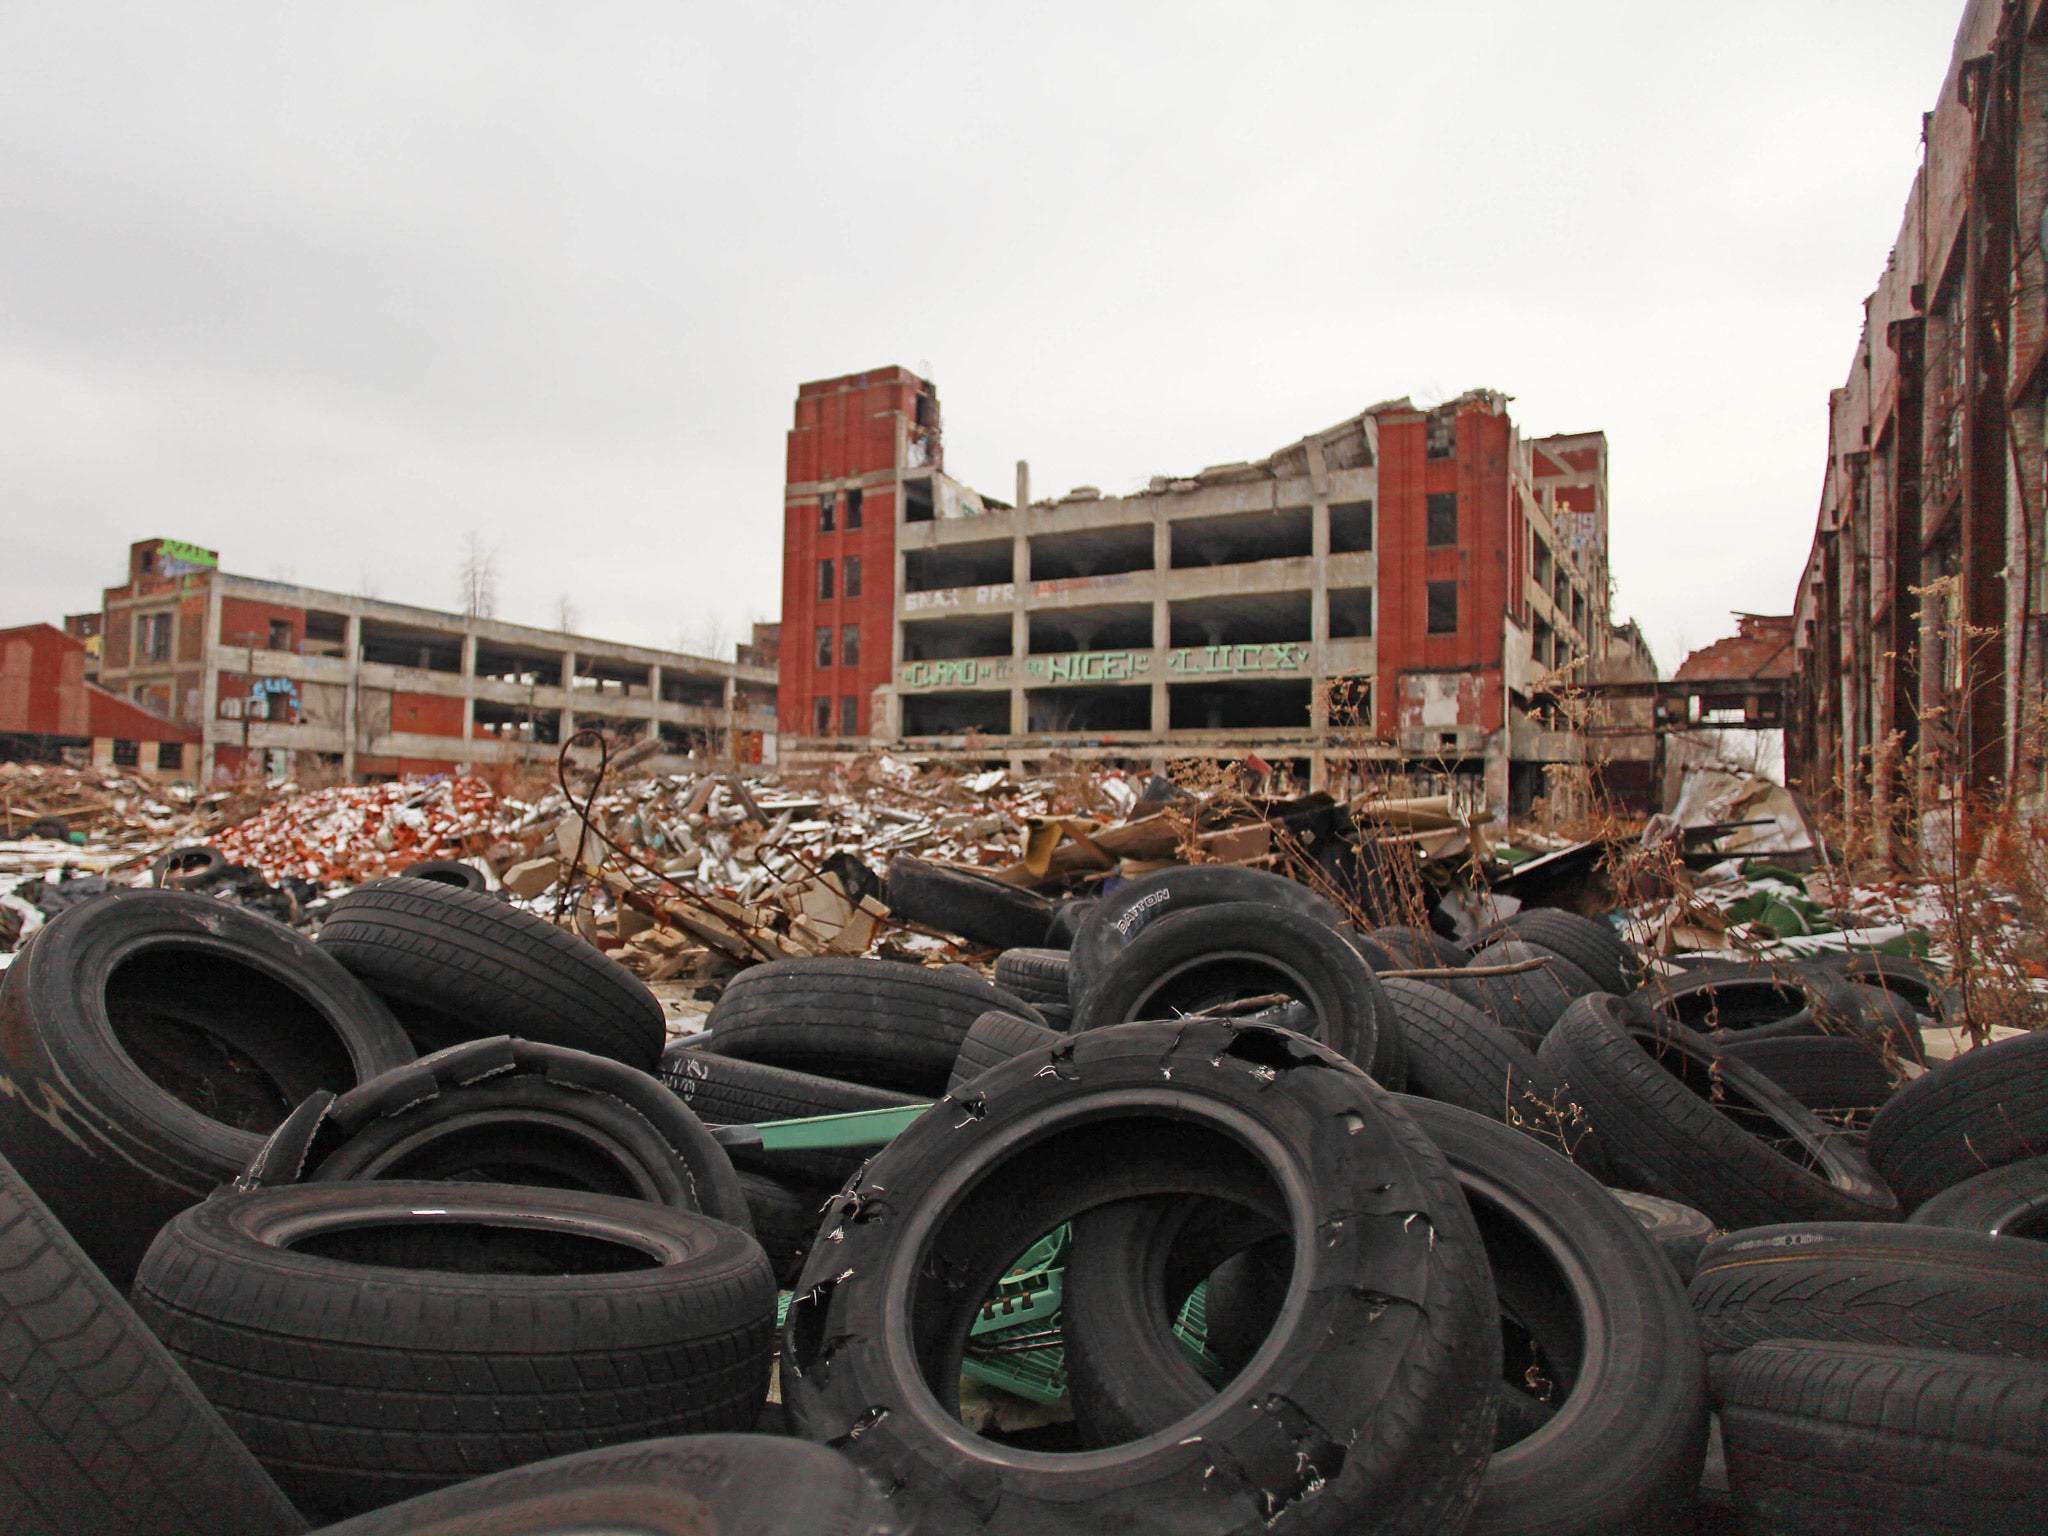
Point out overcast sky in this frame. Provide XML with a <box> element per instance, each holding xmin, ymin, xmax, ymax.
<box><xmin>2</xmin><ymin>2</ymin><xmax>1965</xmax><ymax>670</ymax></box>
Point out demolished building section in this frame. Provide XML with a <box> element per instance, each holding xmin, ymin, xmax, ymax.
<box><xmin>780</xmin><ymin>370</ymin><xmax>1628</xmax><ymax>810</ymax></box>
<box><xmin>1791</xmin><ymin>0</ymin><xmax>2048</xmax><ymax>823</ymax></box>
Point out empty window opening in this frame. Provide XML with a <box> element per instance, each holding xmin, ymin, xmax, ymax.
<box><xmin>112</xmin><ymin>738</ymin><xmax>140</xmax><ymax>767</ymax></box>
<box><xmin>573</xmin><ymin>657</ymin><xmax>652</xmax><ymax>696</ymax></box>
<box><xmin>1426</xmin><ymin>407</ymin><xmax>1457</xmax><ymax>460</ymax></box>
<box><xmin>303</xmin><ymin>611</ymin><xmax>348</xmax><ymax>657</ymax></box>
<box><xmin>901</xmin><ymin>614</ymin><xmax>1012</xmax><ymax>662</ymax></box>
<box><xmin>819</xmin><ymin>494</ymin><xmax>836</xmax><ymax>533</ymax></box>
<box><xmin>360</xmin><ymin>623</ymin><xmax>462</xmax><ymax>673</ymax></box>
<box><xmin>1426</xmin><ymin>494</ymin><xmax>1458</xmax><ymax>547</ymax></box>
<box><xmin>1168</xmin><ymin>680</ymin><xmax>1313</xmax><ymax>731</ymax></box>
<box><xmin>268</xmin><ymin>619</ymin><xmax>295</xmax><ymax>652</ymax></box>
<box><xmin>841</xmin><ymin>695</ymin><xmax>859</xmax><ymax>735</ymax></box>
<box><xmin>1572</xmin><ymin>591</ymin><xmax>1587</xmax><ymax>633</ymax></box>
<box><xmin>1330</xmin><ymin>500</ymin><xmax>1374</xmax><ymax>553</ymax></box>
<box><xmin>1030</xmin><ymin>604</ymin><xmax>1154</xmax><ymax>655</ymax></box>
<box><xmin>903</xmin><ymin>691</ymin><xmax>1009</xmax><ymax>737</ymax></box>
<box><xmin>842</xmin><ymin>625</ymin><xmax>860</xmax><ymax>667</ymax></box>
<box><xmin>476</xmin><ymin>645</ymin><xmax>565</xmax><ymax>686</ymax></box>
<box><xmin>814</xmin><ymin>697</ymin><xmax>832</xmax><ymax>735</ymax></box>
<box><xmin>1328</xmin><ymin>588</ymin><xmax>1374</xmax><ymax>639</ymax></box>
<box><xmin>657</xmin><ymin>722</ymin><xmax>719</xmax><ymax>756</ymax></box>
<box><xmin>1169</xmin><ymin>507</ymin><xmax>1313</xmax><ymax>569</ymax></box>
<box><xmin>818</xmin><ymin>559</ymin><xmax>835</xmax><ymax>600</ymax></box>
<box><xmin>1027</xmin><ymin>686</ymin><xmax>1151</xmax><ymax>734</ymax></box>
<box><xmin>815</xmin><ymin>626</ymin><xmax>833</xmax><ymax>668</ymax></box>
<box><xmin>904</xmin><ymin>540</ymin><xmax>1012</xmax><ymax>593</ymax></box>
<box><xmin>845</xmin><ymin>488</ymin><xmax>863</xmax><ymax>529</ymax></box>
<box><xmin>1168</xmin><ymin>592</ymin><xmax>1311</xmax><ymax>648</ymax></box>
<box><xmin>845</xmin><ymin>556</ymin><xmax>862</xmax><ymax>599</ymax></box>
<box><xmin>137</xmin><ymin>612</ymin><xmax>173</xmax><ymax>662</ymax></box>
<box><xmin>1030</xmin><ymin>524</ymin><xmax>1155</xmax><ymax>582</ymax></box>
<box><xmin>1532</xmin><ymin>539</ymin><xmax>1553</xmax><ymax>588</ymax></box>
<box><xmin>1427</xmin><ymin>580</ymin><xmax>1459</xmax><ymax>635</ymax></box>
<box><xmin>661</xmin><ymin>674</ymin><xmax>725</xmax><ymax>709</ymax></box>
<box><xmin>904</xmin><ymin>477</ymin><xmax>935</xmax><ymax>523</ymax></box>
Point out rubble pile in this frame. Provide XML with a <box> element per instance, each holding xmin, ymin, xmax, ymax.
<box><xmin>0</xmin><ymin>761</ymin><xmax>209</xmax><ymax>848</ymax></box>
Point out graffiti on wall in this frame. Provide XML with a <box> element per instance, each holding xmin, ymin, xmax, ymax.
<box><xmin>897</xmin><ymin>642</ymin><xmax>1314</xmax><ymax>691</ymax></box>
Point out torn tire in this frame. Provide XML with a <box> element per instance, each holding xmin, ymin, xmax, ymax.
<box><xmin>307</xmin><ymin>1434</ymin><xmax>896</xmax><ymax>1536</ymax></box>
<box><xmin>704</xmin><ymin>957</ymin><xmax>1042</xmax><ymax>1095</ymax></box>
<box><xmin>882</xmin><ymin>855</ymin><xmax>1053</xmax><ymax>949</ymax></box>
<box><xmin>317</xmin><ymin>876</ymin><xmax>664</xmax><ymax>1067</ymax></box>
<box><xmin>1070</xmin><ymin>900</ymin><xmax>1392</xmax><ymax>1079</ymax></box>
<box><xmin>1719</xmin><ymin>1342</ymin><xmax>2048</xmax><ymax>1535</ymax></box>
<box><xmin>1865</xmin><ymin>1028</ymin><xmax>2048</xmax><ymax>1210</ymax></box>
<box><xmin>1687</xmin><ymin>1221</ymin><xmax>2048</xmax><ymax>1360</ymax></box>
<box><xmin>132</xmin><ymin>1181</ymin><xmax>775</xmax><ymax>1522</ymax></box>
<box><xmin>0</xmin><ymin>888</ymin><xmax>415</xmax><ymax>1284</ymax></box>
<box><xmin>782</xmin><ymin>1018</ymin><xmax>1500</xmax><ymax>1536</ymax></box>
<box><xmin>1536</xmin><ymin>994</ymin><xmax>1897</xmax><ymax>1230</ymax></box>
<box><xmin>239</xmin><ymin>1035</ymin><xmax>750</xmax><ymax>1233</ymax></box>
<box><xmin>0</xmin><ymin>1146</ymin><xmax>303</xmax><ymax>1536</ymax></box>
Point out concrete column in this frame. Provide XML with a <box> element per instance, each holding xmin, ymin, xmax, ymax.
<box><xmin>1012</xmin><ymin>528</ymin><xmax>1030</xmax><ymax>736</ymax></box>
<box><xmin>198</xmin><ymin>578</ymin><xmax>226</xmax><ymax>783</ymax></box>
<box><xmin>723</xmin><ymin>675</ymin><xmax>738</xmax><ymax>764</ymax></box>
<box><xmin>340</xmin><ymin>611</ymin><xmax>361</xmax><ymax>781</ymax></box>
<box><xmin>560</xmin><ymin>650</ymin><xmax>577</xmax><ymax>741</ymax></box>
<box><xmin>459</xmin><ymin>634</ymin><xmax>477</xmax><ymax>765</ymax></box>
<box><xmin>1150</xmin><ymin>514</ymin><xmax>1172</xmax><ymax>738</ymax></box>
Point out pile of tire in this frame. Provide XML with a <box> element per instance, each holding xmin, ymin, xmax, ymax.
<box><xmin>4</xmin><ymin>850</ymin><xmax>2041</xmax><ymax>1535</ymax></box>
<box><xmin>0</xmin><ymin>874</ymin><xmax>880</xmax><ymax>1534</ymax></box>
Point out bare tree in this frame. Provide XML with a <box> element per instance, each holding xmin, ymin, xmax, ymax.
<box><xmin>457</xmin><ymin>532</ymin><xmax>497</xmax><ymax>619</ymax></box>
<box><xmin>556</xmin><ymin>594</ymin><xmax>579</xmax><ymax>634</ymax></box>
<box><xmin>677</xmin><ymin>613</ymin><xmax>732</xmax><ymax>660</ymax></box>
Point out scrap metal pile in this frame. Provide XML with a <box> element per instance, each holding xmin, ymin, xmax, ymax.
<box><xmin>0</xmin><ymin>757</ymin><xmax>2041</xmax><ymax>1535</ymax></box>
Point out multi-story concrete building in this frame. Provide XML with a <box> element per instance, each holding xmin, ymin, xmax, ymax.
<box><xmin>92</xmin><ymin>538</ymin><xmax>777</xmax><ymax>782</ymax></box>
<box><xmin>779</xmin><ymin>369</ymin><xmax>1619</xmax><ymax>807</ymax></box>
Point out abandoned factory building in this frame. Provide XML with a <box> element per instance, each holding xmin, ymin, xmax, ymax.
<box><xmin>1792</xmin><ymin>0</ymin><xmax>2048</xmax><ymax>822</ymax></box>
<box><xmin>778</xmin><ymin>366</ymin><xmax>1641</xmax><ymax>804</ymax></box>
<box><xmin>81</xmin><ymin>538</ymin><xmax>776</xmax><ymax>782</ymax></box>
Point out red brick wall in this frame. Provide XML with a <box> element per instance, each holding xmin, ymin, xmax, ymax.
<box><xmin>218</xmin><ymin>596</ymin><xmax>306</xmax><ymax>652</ymax></box>
<box><xmin>391</xmin><ymin>691</ymin><xmax>465</xmax><ymax>737</ymax></box>
<box><xmin>778</xmin><ymin>369</ymin><xmax>923</xmax><ymax>737</ymax></box>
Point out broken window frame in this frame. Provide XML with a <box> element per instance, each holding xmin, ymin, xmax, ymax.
<box><xmin>844</xmin><ymin>555</ymin><xmax>862</xmax><ymax>599</ymax></box>
<box><xmin>845</xmin><ymin>488</ymin><xmax>863</xmax><ymax>529</ymax></box>
<box><xmin>1425</xmin><ymin>493</ymin><xmax>1458</xmax><ymax>548</ymax></box>
<box><xmin>818</xmin><ymin>559</ymin><xmax>835</xmax><ymax>600</ymax></box>
<box><xmin>815</xmin><ymin>626</ymin><xmax>833</xmax><ymax>668</ymax></box>
<box><xmin>268</xmin><ymin>619</ymin><xmax>294</xmax><ymax>652</ymax></box>
<box><xmin>1427</xmin><ymin>579</ymin><xmax>1459</xmax><ymax>635</ymax></box>
<box><xmin>819</xmin><ymin>494</ymin><xmax>836</xmax><ymax>533</ymax></box>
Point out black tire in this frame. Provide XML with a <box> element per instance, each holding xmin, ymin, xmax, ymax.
<box><xmin>132</xmin><ymin>1181</ymin><xmax>776</xmax><ymax>1522</ymax></box>
<box><xmin>1719</xmin><ymin>1342</ymin><xmax>2048</xmax><ymax>1534</ymax></box>
<box><xmin>1035</xmin><ymin>999</ymin><xmax>1073</xmax><ymax>1029</ymax></box>
<box><xmin>317</xmin><ymin>877</ymin><xmax>664</xmax><ymax>1067</ymax></box>
<box><xmin>1644</xmin><ymin>962</ymin><xmax>1864</xmax><ymax>1045</ymax></box>
<box><xmin>655</xmin><ymin>1047</ymin><xmax>923</xmax><ymax>1186</ymax></box>
<box><xmin>394</xmin><ymin>858</ymin><xmax>488</xmax><ymax>892</ymax></box>
<box><xmin>239</xmin><ymin>1035</ymin><xmax>750</xmax><ymax>1233</ymax></box>
<box><xmin>1464</xmin><ymin>939</ymin><xmax>1599</xmax><ymax>1024</ymax></box>
<box><xmin>0</xmin><ymin>888</ymin><xmax>415</xmax><ymax>1285</ymax></box>
<box><xmin>993</xmin><ymin>946</ymin><xmax>1070</xmax><ymax>1005</ymax></box>
<box><xmin>1380</xmin><ymin>977</ymin><xmax>1610</xmax><ymax>1179</ymax></box>
<box><xmin>1067</xmin><ymin>864</ymin><xmax>1345</xmax><ymax>1005</ymax></box>
<box><xmin>309</xmin><ymin>1433</ymin><xmax>895</xmax><ymax>1536</ymax></box>
<box><xmin>1911</xmin><ymin>1154</ymin><xmax>2048</xmax><ymax>1241</ymax></box>
<box><xmin>1043</xmin><ymin>897</ymin><xmax>1097</xmax><ymax>949</ymax></box>
<box><xmin>947</xmin><ymin>1009</ymin><xmax>1063</xmax><ymax>1092</ymax></box>
<box><xmin>1687</xmin><ymin>1221</ymin><xmax>2048</xmax><ymax>1360</ymax></box>
<box><xmin>1605</xmin><ymin>1189</ymin><xmax>1717</xmax><ymax>1282</ymax></box>
<box><xmin>1071</xmin><ymin>900</ymin><xmax>1392</xmax><ymax>1078</ymax></box>
<box><xmin>781</xmin><ymin>1018</ymin><xmax>1499</xmax><ymax>1536</ymax></box>
<box><xmin>882</xmin><ymin>855</ymin><xmax>1053</xmax><ymax>949</ymax></box>
<box><xmin>1715</xmin><ymin>1033</ymin><xmax>1900</xmax><ymax>1123</ymax></box>
<box><xmin>152</xmin><ymin>844</ymin><xmax>227</xmax><ymax>888</ymax></box>
<box><xmin>1375</xmin><ymin>924</ymin><xmax>1469</xmax><ymax>970</ymax></box>
<box><xmin>1507</xmin><ymin>909</ymin><xmax>1643</xmax><ymax>995</ymax></box>
<box><xmin>0</xmin><ymin>1147</ymin><xmax>304</xmax><ymax>1536</ymax></box>
<box><xmin>1537</xmin><ymin>995</ymin><xmax>1898</xmax><ymax>1230</ymax></box>
<box><xmin>704</xmin><ymin>958</ymin><xmax>1039</xmax><ymax>1095</ymax></box>
<box><xmin>736</xmin><ymin>1171</ymin><xmax>832</xmax><ymax>1287</ymax></box>
<box><xmin>1062</xmin><ymin>1096</ymin><xmax>1706</xmax><ymax>1536</ymax></box>
<box><xmin>1865</xmin><ymin>1029</ymin><xmax>2048</xmax><ymax>1210</ymax></box>
<box><xmin>1442</xmin><ymin>962</ymin><xmax>1573</xmax><ymax>1050</ymax></box>
<box><xmin>24</xmin><ymin>816</ymin><xmax>70</xmax><ymax>841</ymax></box>
<box><xmin>1810</xmin><ymin>950</ymin><xmax>1945</xmax><ymax>1015</ymax></box>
